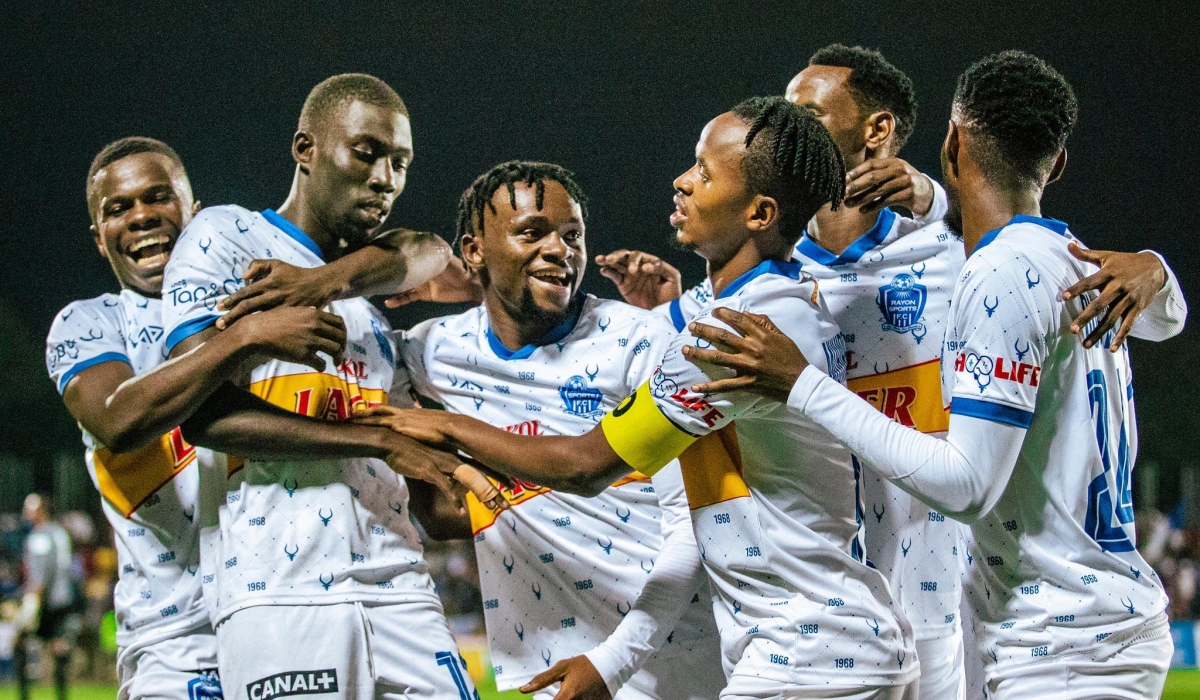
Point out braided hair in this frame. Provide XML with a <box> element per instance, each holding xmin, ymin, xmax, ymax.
<box><xmin>731</xmin><ymin>96</ymin><xmax>846</xmax><ymax>246</ymax></box>
<box><xmin>454</xmin><ymin>160</ymin><xmax>588</xmax><ymax>249</ymax></box>
<box><xmin>953</xmin><ymin>51</ymin><xmax>1077</xmax><ymax>188</ymax></box>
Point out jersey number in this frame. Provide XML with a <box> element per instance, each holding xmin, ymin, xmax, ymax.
<box><xmin>1084</xmin><ymin>370</ymin><xmax>1135</xmax><ymax>552</ymax></box>
<box><xmin>435</xmin><ymin>651</ymin><xmax>479</xmax><ymax>700</ymax></box>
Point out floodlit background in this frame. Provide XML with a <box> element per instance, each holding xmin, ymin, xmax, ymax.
<box><xmin>0</xmin><ymin>2</ymin><xmax>1197</xmax><ymax>697</ymax></box>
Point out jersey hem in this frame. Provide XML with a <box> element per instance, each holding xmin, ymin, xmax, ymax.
<box><xmin>981</xmin><ymin>612</ymin><xmax>1169</xmax><ymax>682</ymax></box>
<box><xmin>725</xmin><ymin>664</ymin><xmax>920</xmax><ymax>692</ymax></box>
<box><xmin>212</xmin><ymin>588</ymin><xmax>442</xmax><ymax>626</ymax></box>
<box><xmin>115</xmin><ymin>609</ymin><xmax>213</xmax><ymax>654</ymax></box>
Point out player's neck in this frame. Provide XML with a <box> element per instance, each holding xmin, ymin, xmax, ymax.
<box><xmin>959</xmin><ymin>180</ymin><xmax>1043</xmax><ymax>255</ymax></box>
<box><xmin>706</xmin><ymin>236</ymin><xmax>790</xmax><ymax>297</ymax></box>
<box><xmin>807</xmin><ymin>202</ymin><xmax>883</xmax><ymax>256</ymax></box>
<box><xmin>485</xmin><ymin>290</ymin><xmax>582</xmax><ymax>350</ymax></box>
<box><xmin>276</xmin><ymin>174</ymin><xmax>337</xmax><ymax>257</ymax></box>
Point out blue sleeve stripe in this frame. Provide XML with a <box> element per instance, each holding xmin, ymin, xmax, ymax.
<box><xmin>164</xmin><ymin>314</ymin><xmax>221</xmax><ymax>353</ymax></box>
<box><xmin>668</xmin><ymin>299</ymin><xmax>686</xmax><ymax>332</ymax></box>
<box><xmin>950</xmin><ymin>397</ymin><xmax>1034</xmax><ymax>429</ymax></box>
<box><xmin>58</xmin><ymin>352</ymin><xmax>131</xmax><ymax>393</ymax></box>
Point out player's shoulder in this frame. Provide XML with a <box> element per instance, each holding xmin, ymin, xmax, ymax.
<box><xmin>401</xmin><ymin>309</ymin><xmax>478</xmax><ymax>350</ymax></box>
<box><xmin>52</xmin><ymin>292</ymin><xmax>123</xmax><ymax>325</ymax></box>
<box><xmin>182</xmin><ymin>204</ymin><xmax>255</xmax><ymax>234</ymax></box>
<box><xmin>713</xmin><ymin>260</ymin><xmax>822</xmax><ymax>315</ymax></box>
<box><xmin>578</xmin><ymin>295</ymin><xmax>676</xmax><ymax>339</ymax></box>
<box><xmin>966</xmin><ymin>215</ymin><xmax>1076</xmax><ymax>281</ymax></box>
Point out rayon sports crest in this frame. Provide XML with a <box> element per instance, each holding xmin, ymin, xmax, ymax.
<box><xmin>560</xmin><ymin>375</ymin><xmax>604</xmax><ymax>419</ymax></box>
<box><xmin>877</xmin><ymin>273</ymin><xmax>927</xmax><ymax>335</ymax></box>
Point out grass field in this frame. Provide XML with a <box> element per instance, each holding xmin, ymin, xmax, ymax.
<box><xmin>2</xmin><ymin>670</ymin><xmax>1199</xmax><ymax>699</ymax></box>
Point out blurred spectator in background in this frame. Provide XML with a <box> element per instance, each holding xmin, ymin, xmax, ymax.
<box><xmin>1139</xmin><ymin>505</ymin><xmax>1200</xmax><ymax>621</ymax></box>
<box><xmin>13</xmin><ymin>494</ymin><xmax>79</xmax><ymax>700</ymax></box>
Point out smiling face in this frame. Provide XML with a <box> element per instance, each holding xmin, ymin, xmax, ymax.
<box><xmin>89</xmin><ymin>152</ymin><xmax>197</xmax><ymax>297</ymax></box>
<box><xmin>461</xmin><ymin>179</ymin><xmax>585</xmax><ymax>326</ymax></box>
<box><xmin>786</xmin><ymin>64</ymin><xmax>866</xmax><ymax>165</ymax></box>
<box><xmin>302</xmin><ymin>99</ymin><xmax>413</xmax><ymax>250</ymax></box>
<box><xmin>670</xmin><ymin>112</ymin><xmax>757</xmax><ymax>264</ymax></box>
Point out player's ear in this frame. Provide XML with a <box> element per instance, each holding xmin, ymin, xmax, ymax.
<box><xmin>1047</xmin><ymin>148</ymin><xmax>1067</xmax><ymax>185</ymax></box>
<box><xmin>460</xmin><ymin>230</ymin><xmax>485</xmax><ymax>273</ymax></box>
<box><xmin>191</xmin><ymin>199</ymin><xmax>202</xmax><ymax>216</ymax></box>
<box><xmin>293</xmin><ymin>130</ymin><xmax>315</xmax><ymax>174</ymax></box>
<box><xmin>91</xmin><ymin>223</ymin><xmax>109</xmax><ymax>260</ymax></box>
<box><xmin>942</xmin><ymin>121</ymin><xmax>960</xmax><ymax>180</ymax></box>
<box><xmin>864</xmin><ymin>110</ymin><xmax>895</xmax><ymax>156</ymax></box>
<box><xmin>746</xmin><ymin>194</ymin><xmax>779</xmax><ymax>234</ymax></box>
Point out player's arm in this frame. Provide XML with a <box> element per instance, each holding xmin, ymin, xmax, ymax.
<box><xmin>215</xmin><ymin>227</ymin><xmax>453</xmax><ymax>329</ymax></box>
<box><xmin>1062</xmin><ymin>243</ymin><xmax>1187</xmax><ymax>349</ymax></box>
<box><xmin>63</xmin><ymin>306</ymin><xmax>346</xmax><ymax>454</ymax></box>
<box><xmin>353</xmin><ymin>405</ymin><xmax>630</xmax><ymax>496</ymax></box>
<box><xmin>683</xmin><ymin>306</ymin><xmax>1030</xmax><ymax>522</ymax></box>
<box><xmin>525</xmin><ymin>465</ymin><xmax>706</xmax><ymax>700</ymax></box>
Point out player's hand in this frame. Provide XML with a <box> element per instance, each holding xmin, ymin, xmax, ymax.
<box><xmin>352</xmin><ymin>405</ymin><xmax>455</xmax><ymax>447</ymax></box>
<box><xmin>385</xmin><ymin>257</ymin><xmax>483</xmax><ymax>308</ymax></box>
<box><xmin>230</xmin><ymin>306</ymin><xmax>347</xmax><ymax>371</ymax></box>
<box><xmin>1062</xmin><ymin>243</ymin><xmax>1168</xmax><ymax>351</ymax></box>
<box><xmin>520</xmin><ymin>655</ymin><xmax>611</xmax><ymax>700</ymax></box>
<box><xmin>682</xmin><ymin>307</ymin><xmax>808</xmax><ymax>402</ymax></box>
<box><xmin>843</xmin><ymin>157</ymin><xmax>934</xmax><ymax>216</ymax></box>
<box><xmin>216</xmin><ymin>260</ymin><xmax>343</xmax><ymax>330</ymax></box>
<box><xmin>594</xmin><ymin>250</ymin><xmax>682</xmax><ymax>310</ymax></box>
<box><xmin>381</xmin><ymin>433</ymin><xmax>503</xmax><ymax>514</ymax></box>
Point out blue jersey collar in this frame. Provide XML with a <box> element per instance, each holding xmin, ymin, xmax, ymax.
<box><xmin>795</xmin><ymin>208</ymin><xmax>896</xmax><ymax>267</ymax></box>
<box><xmin>717</xmin><ymin>258</ymin><xmax>802</xmax><ymax>300</ymax></box>
<box><xmin>974</xmin><ymin>214</ymin><xmax>1070</xmax><ymax>256</ymax></box>
<box><xmin>261</xmin><ymin>209</ymin><xmax>325</xmax><ymax>261</ymax></box>
<box><xmin>485</xmin><ymin>296</ymin><xmax>584</xmax><ymax>361</ymax></box>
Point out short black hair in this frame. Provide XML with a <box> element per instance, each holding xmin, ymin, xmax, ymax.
<box><xmin>953</xmin><ymin>50</ymin><xmax>1078</xmax><ymax>188</ymax></box>
<box><xmin>299</xmin><ymin>73</ymin><xmax>408</xmax><ymax>134</ymax></box>
<box><xmin>731</xmin><ymin>96</ymin><xmax>846</xmax><ymax>246</ymax></box>
<box><xmin>455</xmin><ymin>160</ymin><xmax>588</xmax><ymax>248</ymax></box>
<box><xmin>86</xmin><ymin>136</ymin><xmax>186</xmax><ymax>212</ymax></box>
<box><xmin>809</xmin><ymin>44</ymin><xmax>918</xmax><ymax>152</ymax></box>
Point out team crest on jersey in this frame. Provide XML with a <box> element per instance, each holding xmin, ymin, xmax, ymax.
<box><xmin>560</xmin><ymin>375</ymin><xmax>604</xmax><ymax>419</ymax></box>
<box><xmin>187</xmin><ymin>671</ymin><xmax>222</xmax><ymax>699</ymax></box>
<box><xmin>877</xmin><ymin>273</ymin><xmax>926</xmax><ymax>335</ymax></box>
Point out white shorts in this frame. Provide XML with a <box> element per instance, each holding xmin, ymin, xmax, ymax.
<box><xmin>216</xmin><ymin>599</ymin><xmax>477</xmax><ymax>700</ymax></box>
<box><xmin>532</xmin><ymin>639</ymin><xmax>726</xmax><ymax>700</ymax></box>
<box><xmin>720</xmin><ymin>682</ymin><xmax>916</xmax><ymax>700</ymax></box>
<box><xmin>984</xmin><ymin>625</ymin><xmax>1172</xmax><ymax>700</ymax></box>
<box><xmin>117</xmin><ymin>625</ymin><xmax>222</xmax><ymax>700</ymax></box>
<box><xmin>914</xmin><ymin>631</ymin><xmax>964</xmax><ymax>700</ymax></box>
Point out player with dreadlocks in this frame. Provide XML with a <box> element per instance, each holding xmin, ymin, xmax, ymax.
<box><xmin>358</xmin><ymin>98</ymin><xmax>921</xmax><ymax>700</ymax></box>
<box><xmin>359</xmin><ymin>159</ymin><xmax>725</xmax><ymax>700</ymax></box>
<box><xmin>676</xmin><ymin>52</ymin><xmax>1185</xmax><ymax>700</ymax></box>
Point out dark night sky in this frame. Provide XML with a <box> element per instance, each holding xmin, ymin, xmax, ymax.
<box><xmin>2</xmin><ymin>2</ymin><xmax>1197</xmax><ymax>501</ymax></box>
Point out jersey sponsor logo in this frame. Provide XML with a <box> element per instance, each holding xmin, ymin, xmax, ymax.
<box><xmin>954</xmin><ymin>352</ymin><xmax>1041</xmax><ymax>391</ymax></box>
<box><xmin>93</xmin><ymin>427</ymin><xmax>197</xmax><ymax>517</ymax></box>
<box><xmin>559</xmin><ymin>375</ymin><xmax>604</xmax><ymax>419</ymax></box>
<box><xmin>848</xmin><ymin>359</ymin><xmax>949</xmax><ymax>433</ymax></box>
<box><xmin>504</xmin><ymin>419</ymin><xmax>542</xmax><ymax>435</ymax></box>
<box><xmin>877</xmin><ymin>273</ymin><xmax>927</xmax><ymax>336</ymax></box>
<box><xmin>246</xmin><ymin>669</ymin><xmax>338</xmax><ymax>699</ymax></box>
<box><xmin>250</xmin><ymin>372</ymin><xmax>386</xmax><ymax>432</ymax></box>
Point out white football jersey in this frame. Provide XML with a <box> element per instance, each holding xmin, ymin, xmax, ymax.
<box><xmin>792</xmin><ymin>210</ymin><xmax>969</xmax><ymax>639</ymax></box>
<box><xmin>46</xmin><ymin>290</ymin><xmax>212</xmax><ymax>649</ymax></box>
<box><xmin>942</xmin><ymin>216</ymin><xmax>1168</xmax><ymax>676</ymax></box>
<box><xmin>400</xmin><ymin>296</ymin><xmax>716</xmax><ymax>691</ymax></box>
<box><xmin>606</xmin><ymin>261</ymin><xmax>917</xmax><ymax>691</ymax></box>
<box><xmin>163</xmin><ymin>205</ymin><xmax>438</xmax><ymax>623</ymax></box>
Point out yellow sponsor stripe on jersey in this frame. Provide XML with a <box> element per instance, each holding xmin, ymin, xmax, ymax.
<box><xmin>93</xmin><ymin>428</ymin><xmax>197</xmax><ymax>517</ymax></box>
<box><xmin>678</xmin><ymin>425</ymin><xmax>748</xmax><ymax>510</ymax></box>
<box><xmin>468</xmin><ymin>478</ymin><xmax>552</xmax><ymax>534</ymax></box>
<box><xmin>601</xmin><ymin>382</ymin><xmax>697</xmax><ymax>476</ymax></box>
<box><xmin>247</xmin><ymin>371</ymin><xmax>387</xmax><ymax>419</ymax></box>
<box><xmin>847</xmin><ymin>358</ymin><xmax>949</xmax><ymax>434</ymax></box>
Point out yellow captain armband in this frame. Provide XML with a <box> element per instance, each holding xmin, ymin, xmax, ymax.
<box><xmin>600</xmin><ymin>381</ymin><xmax>697</xmax><ymax>476</ymax></box>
